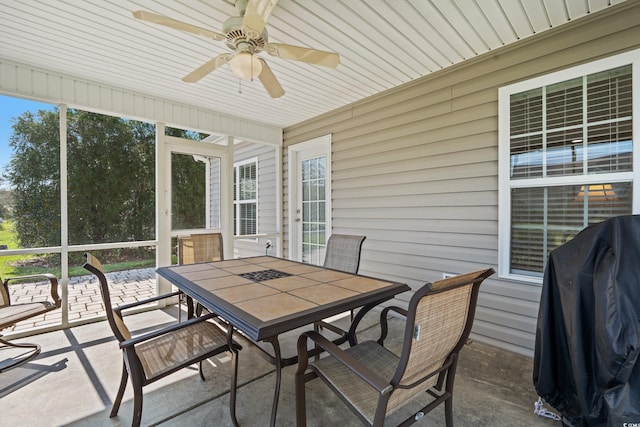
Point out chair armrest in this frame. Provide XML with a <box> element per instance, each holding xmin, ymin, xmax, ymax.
<box><xmin>113</xmin><ymin>290</ymin><xmax>183</xmax><ymax>314</ymax></box>
<box><xmin>118</xmin><ymin>311</ymin><xmax>220</xmax><ymax>349</ymax></box>
<box><xmin>347</xmin><ymin>301</ymin><xmax>391</xmax><ymax>346</ymax></box>
<box><xmin>378</xmin><ymin>306</ymin><xmax>407</xmax><ymax>345</ymax></box>
<box><xmin>4</xmin><ymin>273</ymin><xmax>61</xmax><ymax>308</ymax></box>
<box><xmin>297</xmin><ymin>331</ymin><xmax>393</xmax><ymax>395</ymax></box>
<box><xmin>314</xmin><ymin>319</ymin><xmax>348</xmax><ymax>338</ymax></box>
<box><xmin>381</xmin><ymin>306</ymin><xmax>407</xmax><ymax>318</ymax></box>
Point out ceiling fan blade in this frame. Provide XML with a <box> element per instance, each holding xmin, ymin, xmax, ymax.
<box><xmin>182</xmin><ymin>54</ymin><xmax>233</xmax><ymax>83</ymax></box>
<box><xmin>242</xmin><ymin>0</ymin><xmax>278</xmax><ymax>34</ymax></box>
<box><xmin>132</xmin><ymin>10</ymin><xmax>226</xmax><ymax>41</ymax></box>
<box><xmin>258</xmin><ymin>59</ymin><xmax>284</xmax><ymax>98</ymax></box>
<box><xmin>266</xmin><ymin>43</ymin><xmax>339</xmax><ymax>68</ymax></box>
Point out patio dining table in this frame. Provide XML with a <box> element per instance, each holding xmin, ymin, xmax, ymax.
<box><xmin>156</xmin><ymin>255</ymin><xmax>410</xmax><ymax>426</ymax></box>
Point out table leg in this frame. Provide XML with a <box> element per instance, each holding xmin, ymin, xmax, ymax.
<box><xmin>265</xmin><ymin>336</ymin><xmax>282</xmax><ymax>427</ymax></box>
<box><xmin>185</xmin><ymin>295</ymin><xmax>195</xmax><ymax>319</ymax></box>
<box><xmin>228</xmin><ymin>328</ymin><xmax>239</xmax><ymax>427</ymax></box>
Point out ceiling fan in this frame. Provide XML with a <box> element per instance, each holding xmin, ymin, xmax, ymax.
<box><xmin>132</xmin><ymin>0</ymin><xmax>340</xmax><ymax>98</ymax></box>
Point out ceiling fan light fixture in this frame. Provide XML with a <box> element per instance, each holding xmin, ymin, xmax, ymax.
<box><xmin>229</xmin><ymin>51</ymin><xmax>262</xmax><ymax>79</ymax></box>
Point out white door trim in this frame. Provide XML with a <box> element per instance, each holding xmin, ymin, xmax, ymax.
<box><xmin>287</xmin><ymin>134</ymin><xmax>331</xmax><ymax>261</ymax></box>
<box><xmin>161</xmin><ymin>135</ymin><xmax>232</xmax><ymax>268</ymax></box>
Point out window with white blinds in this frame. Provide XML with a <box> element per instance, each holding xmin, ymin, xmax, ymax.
<box><xmin>233</xmin><ymin>159</ymin><xmax>257</xmax><ymax>236</ymax></box>
<box><xmin>499</xmin><ymin>51</ymin><xmax>637</xmax><ymax>281</ymax></box>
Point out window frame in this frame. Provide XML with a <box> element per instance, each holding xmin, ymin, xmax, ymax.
<box><xmin>233</xmin><ymin>157</ymin><xmax>258</xmax><ymax>237</ymax></box>
<box><xmin>498</xmin><ymin>49</ymin><xmax>640</xmax><ymax>283</ymax></box>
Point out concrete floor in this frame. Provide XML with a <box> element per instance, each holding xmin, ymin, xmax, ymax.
<box><xmin>1</xmin><ymin>306</ymin><xmax>560</xmax><ymax>427</ymax></box>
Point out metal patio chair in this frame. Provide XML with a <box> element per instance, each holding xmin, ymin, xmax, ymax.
<box><xmin>0</xmin><ymin>272</ymin><xmax>61</xmax><ymax>372</ymax></box>
<box><xmin>316</xmin><ymin>234</ymin><xmax>367</xmax><ymax>338</ymax></box>
<box><xmin>177</xmin><ymin>232</ymin><xmax>224</xmax><ymax>265</ymax></box>
<box><xmin>177</xmin><ymin>232</ymin><xmax>224</xmax><ymax>318</ymax></box>
<box><xmin>296</xmin><ymin>268</ymin><xmax>495</xmax><ymax>427</ymax></box>
<box><xmin>83</xmin><ymin>252</ymin><xmax>240</xmax><ymax>427</ymax></box>
<box><xmin>323</xmin><ymin>234</ymin><xmax>366</xmax><ymax>274</ymax></box>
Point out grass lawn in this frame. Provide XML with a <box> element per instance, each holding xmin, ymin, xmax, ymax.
<box><xmin>0</xmin><ymin>219</ymin><xmax>31</xmax><ymax>278</ymax></box>
<box><xmin>0</xmin><ymin>220</ymin><xmax>156</xmax><ymax>279</ymax></box>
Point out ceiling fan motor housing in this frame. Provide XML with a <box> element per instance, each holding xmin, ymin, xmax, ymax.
<box><xmin>223</xmin><ymin>16</ymin><xmax>267</xmax><ymax>53</ymax></box>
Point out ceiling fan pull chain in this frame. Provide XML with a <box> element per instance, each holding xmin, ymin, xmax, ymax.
<box><xmin>250</xmin><ymin>54</ymin><xmax>255</xmax><ymax>82</ymax></box>
<box><xmin>238</xmin><ymin>77</ymin><xmax>243</xmax><ymax>94</ymax></box>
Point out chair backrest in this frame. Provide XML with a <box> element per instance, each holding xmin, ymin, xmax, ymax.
<box><xmin>83</xmin><ymin>252</ymin><xmax>132</xmax><ymax>342</ymax></box>
<box><xmin>177</xmin><ymin>233</ymin><xmax>224</xmax><ymax>264</ymax></box>
<box><xmin>322</xmin><ymin>234</ymin><xmax>366</xmax><ymax>274</ymax></box>
<box><xmin>387</xmin><ymin>268</ymin><xmax>494</xmax><ymax>414</ymax></box>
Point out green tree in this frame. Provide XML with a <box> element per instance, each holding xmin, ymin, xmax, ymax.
<box><xmin>66</xmin><ymin>110</ymin><xmax>156</xmax><ymax>245</ymax></box>
<box><xmin>7</xmin><ymin>109</ymin><xmax>61</xmax><ymax>246</ymax></box>
<box><xmin>0</xmin><ymin>189</ymin><xmax>11</xmax><ymax>219</ymax></box>
<box><xmin>7</xmin><ymin>109</ymin><xmax>209</xmax><ymax>251</ymax></box>
<box><xmin>171</xmin><ymin>153</ymin><xmax>206</xmax><ymax>230</ymax></box>
<box><xmin>166</xmin><ymin>127</ymin><xmax>208</xmax><ymax>230</ymax></box>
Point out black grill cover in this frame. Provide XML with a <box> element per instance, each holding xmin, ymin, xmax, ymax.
<box><xmin>533</xmin><ymin>215</ymin><xmax>640</xmax><ymax>426</ymax></box>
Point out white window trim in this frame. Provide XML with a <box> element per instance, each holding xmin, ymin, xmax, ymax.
<box><xmin>233</xmin><ymin>157</ymin><xmax>258</xmax><ymax>238</ymax></box>
<box><xmin>498</xmin><ymin>49</ymin><xmax>640</xmax><ymax>283</ymax></box>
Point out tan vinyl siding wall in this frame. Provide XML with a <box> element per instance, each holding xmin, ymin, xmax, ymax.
<box><xmin>282</xmin><ymin>2</ymin><xmax>640</xmax><ymax>356</ymax></box>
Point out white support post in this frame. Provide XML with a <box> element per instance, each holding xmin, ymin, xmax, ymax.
<box><xmin>223</xmin><ymin>136</ymin><xmax>235</xmax><ymax>258</ymax></box>
<box><xmin>59</xmin><ymin>103</ymin><xmax>69</xmax><ymax>327</ymax></box>
<box><xmin>155</xmin><ymin>122</ymin><xmax>171</xmax><ymax>296</ymax></box>
<box><xmin>275</xmin><ymin>144</ymin><xmax>283</xmax><ymax>257</ymax></box>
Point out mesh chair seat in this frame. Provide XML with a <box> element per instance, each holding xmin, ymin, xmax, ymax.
<box><xmin>1</xmin><ymin>301</ymin><xmax>57</xmax><ymax>328</ymax></box>
<box><xmin>310</xmin><ymin>338</ymin><xmax>447</xmax><ymax>424</ymax></box>
<box><xmin>136</xmin><ymin>320</ymin><xmax>230</xmax><ymax>379</ymax></box>
<box><xmin>312</xmin><ymin>341</ymin><xmax>398</xmax><ymax>424</ymax></box>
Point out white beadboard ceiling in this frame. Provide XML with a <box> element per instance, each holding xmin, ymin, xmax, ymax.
<box><xmin>0</xmin><ymin>0</ymin><xmax>627</xmax><ymax>129</ymax></box>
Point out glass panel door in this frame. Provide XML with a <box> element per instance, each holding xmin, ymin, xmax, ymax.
<box><xmin>301</xmin><ymin>155</ymin><xmax>326</xmax><ymax>265</ymax></box>
<box><xmin>288</xmin><ymin>135</ymin><xmax>331</xmax><ymax>264</ymax></box>
<box><xmin>168</xmin><ymin>141</ymin><xmax>227</xmax><ymax>266</ymax></box>
<box><xmin>171</xmin><ymin>153</ymin><xmax>221</xmax><ymax>231</ymax></box>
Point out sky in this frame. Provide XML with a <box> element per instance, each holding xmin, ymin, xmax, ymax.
<box><xmin>0</xmin><ymin>94</ymin><xmax>54</xmax><ymax>177</ymax></box>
